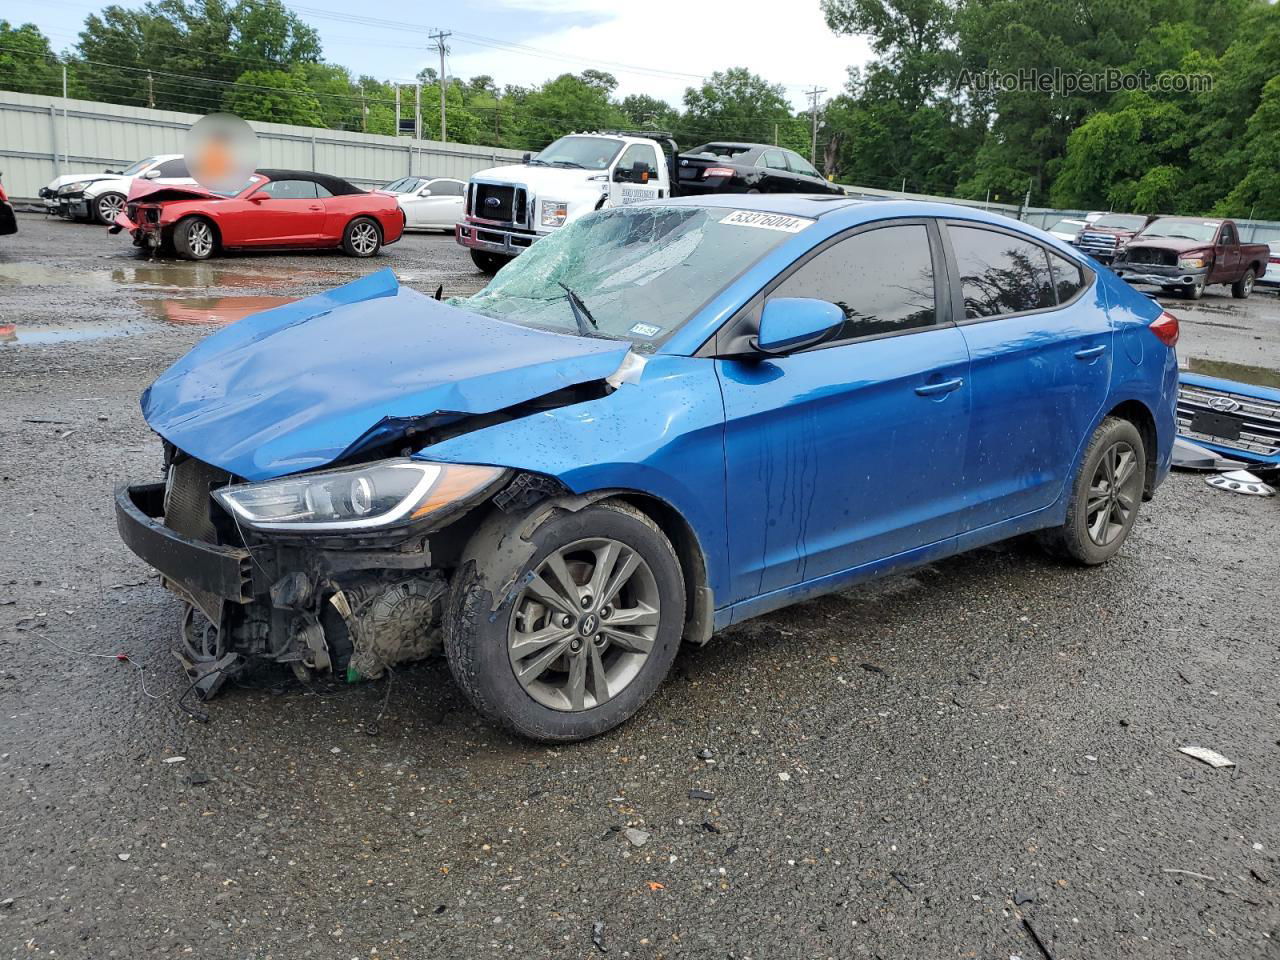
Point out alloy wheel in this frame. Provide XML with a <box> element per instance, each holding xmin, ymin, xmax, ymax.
<box><xmin>1085</xmin><ymin>441</ymin><xmax>1142</xmax><ymax>546</ymax></box>
<box><xmin>98</xmin><ymin>194</ymin><xmax>125</xmax><ymax>222</ymax></box>
<box><xmin>187</xmin><ymin>221</ymin><xmax>213</xmax><ymax>258</ymax></box>
<box><xmin>508</xmin><ymin>537</ymin><xmax>660</xmax><ymax>712</ymax></box>
<box><xmin>350</xmin><ymin>221</ymin><xmax>378</xmax><ymax>255</ymax></box>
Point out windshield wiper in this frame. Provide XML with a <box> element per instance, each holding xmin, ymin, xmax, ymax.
<box><xmin>528</xmin><ymin>158</ymin><xmax>550</xmax><ymax>166</ymax></box>
<box><xmin>549</xmin><ymin>160</ymin><xmax>586</xmax><ymax>169</ymax></box>
<box><xmin>558</xmin><ymin>282</ymin><xmax>599</xmax><ymax>338</ymax></box>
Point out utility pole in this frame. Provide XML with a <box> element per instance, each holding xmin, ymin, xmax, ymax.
<box><xmin>414</xmin><ymin>82</ymin><xmax>421</xmax><ymax>140</ymax></box>
<box><xmin>361</xmin><ymin>93</ymin><xmax>367</xmax><ymax>132</ymax></box>
<box><xmin>62</xmin><ymin>62</ymin><xmax>69</xmax><ymax>171</ymax></box>
<box><xmin>394</xmin><ymin>85</ymin><xmax>400</xmax><ymax>137</ymax></box>
<box><xmin>804</xmin><ymin>86</ymin><xmax>827</xmax><ymax>165</ymax></box>
<box><xmin>429</xmin><ymin>30</ymin><xmax>451</xmax><ymax>142</ymax></box>
<box><xmin>146</xmin><ymin>70</ymin><xmax>155</xmax><ymax>108</ymax></box>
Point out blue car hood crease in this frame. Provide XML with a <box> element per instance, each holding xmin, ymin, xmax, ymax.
<box><xmin>142</xmin><ymin>269</ymin><xmax>633</xmax><ymax>481</ymax></box>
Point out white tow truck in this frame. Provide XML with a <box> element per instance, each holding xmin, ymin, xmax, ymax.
<box><xmin>456</xmin><ymin>131</ymin><xmax>677</xmax><ymax>273</ymax></box>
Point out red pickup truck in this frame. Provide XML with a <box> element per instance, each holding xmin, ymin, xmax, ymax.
<box><xmin>1112</xmin><ymin>217</ymin><xmax>1269</xmax><ymax>300</ymax></box>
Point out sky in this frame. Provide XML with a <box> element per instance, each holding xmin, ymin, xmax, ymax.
<box><xmin>12</xmin><ymin>0</ymin><xmax>872</xmax><ymax>110</ymax></box>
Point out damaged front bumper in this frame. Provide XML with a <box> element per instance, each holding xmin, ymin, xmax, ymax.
<box><xmin>1113</xmin><ymin>263</ymin><xmax>1208</xmax><ymax>288</ymax></box>
<box><xmin>455</xmin><ymin>219</ymin><xmax>542</xmax><ymax>257</ymax></box>
<box><xmin>112</xmin><ymin>470</ymin><xmax>471</xmax><ymax>698</ymax></box>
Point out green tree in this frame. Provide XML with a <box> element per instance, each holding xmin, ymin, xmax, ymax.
<box><xmin>222</xmin><ymin>67</ymin><xmax>322</xmax><ymax>125</ymax></box>
<box><xmin>0</xmin><ymin>21</ymin><xmax>67</xmax><ymax>96</ymax></box>
<box><xmin>680</xmin><ymin>67</ymin><xmax>803</xmax><ymax>149</ymax></box>
<box><xmin>619</xmin><ymin>93</ymin><xmax>679</xmax><ymax>132</ymax></box>
<box><xmin>512</xmin><ymin>72</ymin><xmax>627</xmax><ymax>148</ymax></box>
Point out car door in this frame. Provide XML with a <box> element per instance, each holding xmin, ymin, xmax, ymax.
<box><xmin>783</xmin><ymin>150</ymin><xmax>827</xmax><ymax>193</ymax></box>
<box><xmin>755</xmin><ymin>150</ymin><xmax>791</xmax><ymax>193</ymax></box>
<box><xmin>609</xmin><ymin>144</ymin><xmax>664</xmax><ymax>206</ymax></box>
<box><xmin>714</xmin><ymin>219</ymin><xmax>971</xmax><ymax>603</ymax></box>
<box><xmin>1213</xmin><ymin>222</ymin><xmax>1239</xmax><ymax>283</ymax></box>
<box><xmin>942</xmin><ymin>222</ymin><xmax>1112</xmax><ymax>530</ymax></box>
<box><xmin>414</xmin><ymin>178</ymin><xmax>466</xmax><ymax>228</ymax></box>
<box><xmin>243</xmin><ymin>179</ymin><xmax>327</xmax><ymax>244</ymax></box>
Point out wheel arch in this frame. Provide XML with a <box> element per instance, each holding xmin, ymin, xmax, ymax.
<box><xmin>1102</xmin><ymin>398</ymin><xmax>1158</xmax><ymax>498</ymax></box>
<box><xmin>344</xmin><ymin>213</ymin><xmax>383</xmax><ymax>238</ymax></box>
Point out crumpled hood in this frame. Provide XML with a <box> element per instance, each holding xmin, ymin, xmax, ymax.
<box><xmin>141</xmin><ymin>269</ymin><xmax>631</xmax><ymax>481</ymax></box>
<box><xmin>126</xmin><ymin>179</ymin><xmax>217</xmax><ymax>203</ymax></box>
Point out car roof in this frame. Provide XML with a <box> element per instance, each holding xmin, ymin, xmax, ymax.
<box><xmin>257</xmin><ymin>169</ymin><xmax>364</xmax><ymax>195</ymax></box>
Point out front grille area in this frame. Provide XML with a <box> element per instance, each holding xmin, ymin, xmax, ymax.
<box><xmin>475</xmin><ymin>183</ymin><xmax>516</xmax><ymax>221</ymax></box>
<box><xmin>1122</xmin><ymin>246</ymin><xmax>1177</xmax><ymax>266</ymax></box>
<box><xmin>1078</xmin><ymin>232</ymin><xmax>1118</xmax><ymax>251</ymax></box>
<box><xmin>165</xmin><ymin>456</ymin><xmax>236</xmax><ymax>545</ymax></box>
<box><xmin>1177</xmin><ymin>383</ymin><xmax>1280</xmax><ymax>456</ymax></box>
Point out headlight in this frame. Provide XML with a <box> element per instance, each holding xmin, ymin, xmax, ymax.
<box><xmin>1178</xmin><ymin>257</ymin><xmax>1206</xmax><ymax>269</ymax></box>
<box><xmin>59</xmin><ymin>181</ymin><xmax>90</xmax><ymax>194</ymax></box>
<box><xmin>212</xmin><ymin>459</ymin><xmax>506</xmax><ymax>532</ymax></box>
<box><xmin>540</xmin><ymin>200</ymin><xmax>568</xmax><ymax>227</ymax></box>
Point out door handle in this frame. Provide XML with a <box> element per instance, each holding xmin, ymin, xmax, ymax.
<box><xmin>914</xmin><ymin>377</ymin><xmax>964</xmax><ymax>397</ymax></box>
<box><xmin>1074</xmin><ymin>344</ymin><xmax>1107</xmax><ymax>360</ymax></box>
<box><xmin>308</xmin><ymin>205</ymin><xmax>322</xmax><ymax>211</ymax></box>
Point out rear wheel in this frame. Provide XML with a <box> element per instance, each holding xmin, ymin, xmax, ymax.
<box><xmin>1039</xmin><ymin>417</ymin><xmax>1146</xmax><ymax>565</ymax></box>
<box><xmin>444</xmin><ymin>500</ymin><xmax>685</xmax><ymax>742</ymax></box>
<box><xmin>172</xmin><ymin>217</ymin><xmax>217</xmax><ymax>260</ymax></box>
<box><xmin>470</xmin><ymin>249</ymin><xmax>511</xmax><ymax>275</ymax></box>
<box><xmin>94</xmin><ymin>192</ymin><xmax>126</xmax><ymax>225</ymax></box>
<box><xmin>1231</xmin><ymin>269</ymin><xmax>1255</xmax><ymax>299</ymax></box>
<box><xmin>342</xmin><ymin>217</ymin><xmax>381</xmax><ymax>257</ymax></box>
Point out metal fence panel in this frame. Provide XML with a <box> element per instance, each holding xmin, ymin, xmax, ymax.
<box><xmin>0</xmin><ymin>90</ymin><xmax>526</xmax><ymax>199</ymax></box>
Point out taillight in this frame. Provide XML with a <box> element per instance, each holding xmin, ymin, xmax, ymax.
<box><xmin>1149</xmin><ymin>310</ymin><xmax>1180</xmax><ymax>347</ymax></box>
<box><xmin>1270</xmin><ymin>256</ymin><xmax>1280</xmax><ymax>265</ymax></box>
<box><xmin>702</xmin><ymin>166</ymin><xmax>736</xmax><ymax>179</ymax></box>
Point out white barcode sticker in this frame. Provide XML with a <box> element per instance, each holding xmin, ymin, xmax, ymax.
<box><xmin>720</xmin><ymin>210</ymin><xmax>815</xmax><ymax>233</ymax></box>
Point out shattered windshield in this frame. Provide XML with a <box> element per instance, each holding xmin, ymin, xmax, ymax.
<box><xmin>463</xmin><ymin>205</ymin><xmax>804</xmax><ymax>349</ymax></box>
<box><xmin>530</xmin><ymin>136</ymin><xmax>624</xmax><ymax>171</ymax></box>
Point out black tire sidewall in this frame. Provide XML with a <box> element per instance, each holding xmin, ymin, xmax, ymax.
<box><xmin>174</xmin><ymin>217</ymin><xmax>214</xmax><ymax>260</ymax></box>
<box><xmin>446</xmin><ymin>503</ymin><xmax>685</xmax><ymax>742</ymax></box>
<box><xmin>343</xmin><ymin>217</ymin><xmax>381</xmax><ymax>257</ymax></box>
<box><xmin>1065</xmin><ymin>418</ymin><xmax>1146</xmax><ymax>564</ymax></box>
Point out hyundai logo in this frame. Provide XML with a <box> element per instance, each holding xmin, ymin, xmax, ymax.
<box><xmin>1208</xmin><ymin>396</ymin><xmax>1241</xmax><ymax>413</ymax></box>
<box><xmin>484</xmin><ymin>196</ymin><xmax>501</xmax><ymax>208</ymax></box>
<box><xmin>579</xmin><ymin>614</ymin><xmax>599</xmax><ymax>636</ymax></box>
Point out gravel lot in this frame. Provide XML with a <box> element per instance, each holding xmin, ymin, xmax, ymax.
<box><xmin>1</xmin><ymin>211</ymin><xmax>1278</xmax><ymax>959</ymax></box>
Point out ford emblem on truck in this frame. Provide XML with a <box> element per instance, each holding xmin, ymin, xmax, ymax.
<box><xmin>485</xmin><ymin>196</ymin><xmax>501</xmax><ymax>208</ymax></box>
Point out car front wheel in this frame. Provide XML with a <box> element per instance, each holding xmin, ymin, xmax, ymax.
<box><xmin>469</xmin><ymin>249</ymin><xmax>510</xmax><ymax>275</ymax></box>
<box><xmin>173</xmin><ymin>217</ymin><xmax>217</xmax><ymax>260</ymax></box>
<box><xmin>94</xmin><ymin>192</ymin><xmax>127</xmax><ymax>225</ymax></box>
<box><xmin>444</xmin><ymin>499</ymin><xmax>685</xmax><ymax>742</ymax></box>
<box><xmin>1039</xmin><ymin>416</ymin><xmax>1146</xmax><ymax>565</ymax></box>
<box><xmin>342</xmin><ymin>217</ymin><xmax>382</xmax><ymax>257</ymax></box>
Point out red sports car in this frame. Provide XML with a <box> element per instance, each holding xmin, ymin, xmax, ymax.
<box><xmin>113</xmin><ymin>169</ymin><xmax>404</xmax><ymax>259</ymax></box>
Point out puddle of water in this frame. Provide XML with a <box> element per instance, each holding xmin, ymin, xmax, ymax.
<box><xmin>0</xmin><ymin>261</ymin><xmax>332</xmax><ymax>291</ymax></box>
<box><xmin>0</xmin><ymin>322</ymin><xmax>152</xmax><ymax>346</ymax></box>
<box><xmin>138</xmin><ymin>295</ymin><xmax>297</xmax><ymax>326</ymax></box>
<box><xmin>1183</xmin><ymin>356</ymin><xmax>1280</xmax><ymax>390</ymax></box>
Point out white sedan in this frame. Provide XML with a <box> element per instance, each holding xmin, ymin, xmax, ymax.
<box><xmin>1259</xmin><ymin>241</ymin><xmax>1280</xmax><ymax>290</ymax></box>
<box><xmin>42</xmin><ymin>155</ymin><xmax>194</xmax><ymax>224</ymax></box>
<box><xmin>381</xmin><ymin>177</ymin><xmax>466</xmax><ymax>232</ymax></box>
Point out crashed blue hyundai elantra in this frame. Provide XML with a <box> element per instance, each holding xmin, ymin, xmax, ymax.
<box><xmin>116</xmin><ymin>196</ymin><xmax>1179</xmax><ymax>741</ymax></box>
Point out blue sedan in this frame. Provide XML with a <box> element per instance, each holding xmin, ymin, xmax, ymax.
<box><xmin>115</xmin><ymin>196</ymin><xmax>1180</xmax><ymax>741</ymax></box>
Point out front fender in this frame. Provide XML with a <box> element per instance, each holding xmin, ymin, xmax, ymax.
<box><xmin>418</xmin><ymin>354</ymin><xmax>730</xmax><ymax>599</ymax></box>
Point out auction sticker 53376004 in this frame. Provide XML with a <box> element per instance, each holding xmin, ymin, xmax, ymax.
<box><xmin>720</xmin><ymin>210</ymin><xmax>815</xmax><ymax>232</ymax></box>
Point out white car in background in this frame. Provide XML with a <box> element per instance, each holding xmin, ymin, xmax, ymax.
<box><xmin>1046</xmin><ymin>217</ymin><xmax>1088</xmax><ymax>242</ymax></box>
<box><xmin>1258</xmin><ymin>241</ymin><xmax>1280</xmax><ymax>290</ymax></box>
<box><xmin>40</xmin><ymin>155</ymin><xmax>194</xmax><ymax>225</ymax></box>
<box><xmin>380</xmin><ymin>176</ymin><xmax>466</xmax><ymax>232</ymax></box>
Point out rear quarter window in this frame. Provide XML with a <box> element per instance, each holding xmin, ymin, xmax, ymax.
<box><xmin>950</xmin><ymin>225</ymin><xmax>1055</xmax><ymax>319</ymax></box>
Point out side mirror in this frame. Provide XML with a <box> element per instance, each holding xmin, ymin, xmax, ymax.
<box><xmin>633</xmin><ymin>161</ymin><xmax>649</xmax><ymax>184</ymax></box>
<box><xmin>522</xmin><ymin>152</ymin><xmax>532</xmax><ymax>164</ymax></box>
<box><xmin>419</xmin><ymin>188</ymin><xmax>432</xmax><ymax>197</ymax></box>
<box><xmin>754</xmin><ymin>298</ymin><xmax>844</xmax><ymax>355</ymax></box>
<box><xmin>248</xmin><ymin>192</ymin><xmax>265</xmax><ymax>203</ymax></box>
<box><xmin>142</xmin><ymin>169</ymin><xmax>161</xmax><ymax>179</ymax></box>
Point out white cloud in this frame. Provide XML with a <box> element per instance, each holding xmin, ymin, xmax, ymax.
<box><xmin>444</xmin><ymin>0</ymin><xmax>872</xmax><ymax>110</ymax></box>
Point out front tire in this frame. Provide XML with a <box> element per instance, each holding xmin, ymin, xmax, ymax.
<box><xmin>1039</xmin><ymin>417</ymin><xmax>1146</xmax><ymax>565</ymax></box>
<box><xmin>342</xmin><ymin>217</ymin><xmax>382</xmax><ymax>257</ymax></box>
<box><xmin>1231</xmin><ymin>269</ymin><xmax>1255</xmax><ymax>299</ymax></box>
<box><xmin>94</xmin><ymin>192</ymin><xmax>127</xmax><ymax>225</ymax></box>
<box><xmin>1181</xmin><ymin>278</ymin><xmax>1205</xmax><ymax>300</ymax></box>
<box><xmin>469</xmin><ymin>249</ymin><xmax>510</xmax><ymax>275</ymax></box>
<box><xmin>172</xmin><ymin>217</ymin><xmax>217</xmax><ymax>260</ymax></box>
<box><xmin>444</xmin><ymin>500</ymin><xmax>685</xmax><ymax>742</ymax></box>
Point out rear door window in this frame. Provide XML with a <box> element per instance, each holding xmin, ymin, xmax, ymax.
<box><xmin>1048</xmin><ymin>250</ymin><xmax>1087</xmax><ymax>303</ymax></box>
<box><xmin>949</xmin><ymin>225</ymin><xmax>1056</xmax><ymax>318</ymax></box>
<box><xmin>759</xmin><ymin>150</ymin><xmax>788</xmax><ymax>171</ymax></box>
<box><xmin>770</xmin><ymin>223</ymin><xmax>937</xmax><ymax>341</ymax></box>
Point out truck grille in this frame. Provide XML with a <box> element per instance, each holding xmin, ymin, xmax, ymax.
<box><xmin>470</xmin><ymin>183</ymin><xmax>519</xmax><ymax>223</ymax></box>
<box><xmin>1177</xmin><ymin>383</ymin><xmax>1280</xmax><ymax>457</ymax></box>
<box><xmin>1077</xmin><ymin>232</ymin><xmax>1118</xmax><ymax>252</ymax></box>
<box><xmin>1123</xmin><ymin>247</ymin><xmax>1176</xmax><ymax>266</ymax></box>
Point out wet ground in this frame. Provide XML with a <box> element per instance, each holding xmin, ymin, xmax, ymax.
<box><xmin>1</xmin><ymin>212</ymin><xmax>1278</xmax><ymax>959</ymax></box>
